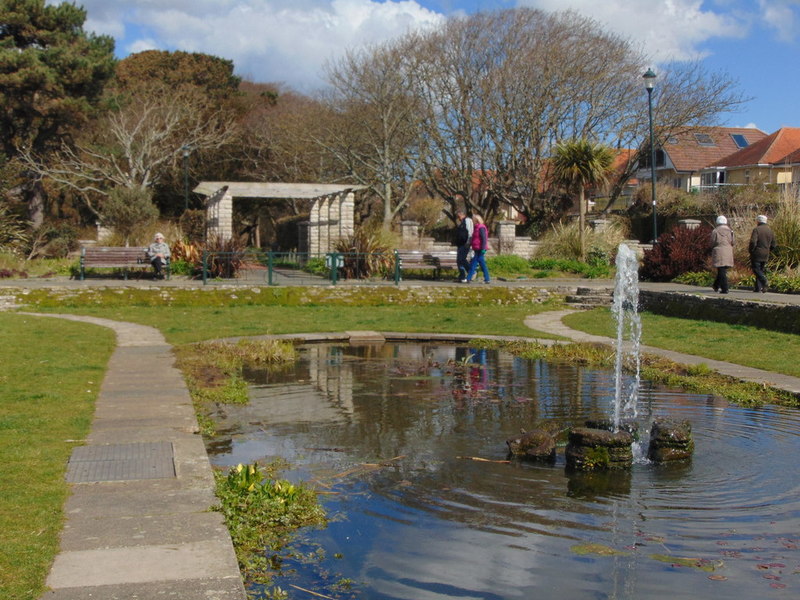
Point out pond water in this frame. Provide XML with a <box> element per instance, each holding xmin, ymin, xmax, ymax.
<box><xmin>206</xmin><ymin>343</ymin><xmax>800</xmax><ymax>599</ymax></box>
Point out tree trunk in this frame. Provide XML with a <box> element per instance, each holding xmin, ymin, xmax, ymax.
<box><xmin>27</xmin><ymin>179</ymin><xmax>46</xmax><ymax>229</ymax></box>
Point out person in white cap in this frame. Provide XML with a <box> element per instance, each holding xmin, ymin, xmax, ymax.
<box><xmin>146</xmin><ymin>232</ymin><xmax>171</xmax><ymax>279</ymax></box>
<box><xmin>710</xmin><ymin>215</ymin><xmax>734</xmax><ymax>294</ymax></box>
<box><xmin>749</xmin><ymin>215</ymin><xmax>776</xmax><ymax>293</ymax></box>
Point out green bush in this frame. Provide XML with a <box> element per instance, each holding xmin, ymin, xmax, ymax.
<box><xmin>528</xmin><ymin>257</ymin><xmax>610</xmax><ymax>278</ymax></box>
<box><xmin>486</xmin><ymin>254</ymin><xmax>531</xmax><ymax>278</ymax></box>
<box><xmin>302</xmin><ymin>257</ymin><xmax>328</xmax><ymax>276</ymax></box>
<box><xmin>672</xmin><ymin>271</ymin><xmax>714</xmax><ymax>286</ymax></box>
<box><xmin>169</xmin><ymin>259</ymin><xmax>194</xmax><ymax>276</ymax></box>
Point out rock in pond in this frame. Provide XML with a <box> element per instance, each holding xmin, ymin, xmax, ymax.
<box><xmin>565</xmin><ymin>427</ymin><xmax>633</xmax><ymax>471</ymax></box>
<box><xmin>648</xmin><ymin>419</ymin><xmax>694</xmax><ymax>463</ymax></box>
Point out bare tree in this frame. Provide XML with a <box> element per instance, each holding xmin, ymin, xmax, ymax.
<box><xmin>319</xmin><ymin>42</ymin><xmax>425</xmax><ymax>228</ymax></box>
<box><xmin>21</xmin><ymin>83</ymin><xmax>239</xmax><ymax>218</ymax></box>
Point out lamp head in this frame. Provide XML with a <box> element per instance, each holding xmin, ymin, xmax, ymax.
<box><xmin>643</xmin><ymin>68</ymin><xmax>656</xmax><ymax>90</ymax></box>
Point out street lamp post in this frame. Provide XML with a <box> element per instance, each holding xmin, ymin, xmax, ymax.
<box><xmin>643</xmin><ymin>68</ymin><xmax>657</xmax><ymax>244</ymax></box>
<box><xmin>182</xmin><ymin>145</ymin><xmax>190</xmax><ymax>213</ymax></box>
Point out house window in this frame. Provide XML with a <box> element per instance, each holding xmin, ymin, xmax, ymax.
<box><xmin>638</xmin><ymin>149</ymin><xmax>666</xmax><ymax>169</ymax></box>
<box><xmin>745</xmin><ymin>170</ymin><xmax>750</xmax><ymax>184</ymax></box>
<box><xmin>730</xmin><ymin>133</ymin><xmax>749</xmax><ymax>149</ymax></box>
<box><xmin>694</xmin><ymin>133</ymin><xmax>716</xmax><ymax>146</ymax></box>
<box><xmin>672</xmin><ymin>177</ymin><xmax>682</xmax><ymax>189</ymax></box>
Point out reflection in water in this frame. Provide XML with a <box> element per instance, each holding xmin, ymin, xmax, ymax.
<box><xmin>207</xmin><ymin>344</ymin><xmax>800</xmax><ymax>599</ymax></box>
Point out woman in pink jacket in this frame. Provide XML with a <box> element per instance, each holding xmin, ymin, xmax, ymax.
<box><xmin>465</xmin><ymin>215</ymin><xmax>490</xmax><ymax>284</ymax></box>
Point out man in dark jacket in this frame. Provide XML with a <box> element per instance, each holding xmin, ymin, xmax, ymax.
<box><xmin>455</xmin><ymin>208</ymin><xmax>473</xmax><ymax>282</ymax></box>
<box><xmin>749</xmin><ymin>215</ymin><xmax>777</xmax><ymax>293</ymax></box>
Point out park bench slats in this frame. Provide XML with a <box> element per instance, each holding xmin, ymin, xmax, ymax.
<box><xmin>80</xmin><ymin>246</ymin><xmax>170</xmax><ymax>280</ymax></box>
<box><xmin>394</xmin><ymin>249</ymin><xmax>458</xmax><ymax>280</ymax></box>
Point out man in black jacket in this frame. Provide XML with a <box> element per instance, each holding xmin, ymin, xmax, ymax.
<box><xmin>455</xmin><ymin>208</ymin><xmax>473</xmax><ymax>282</ymax></box>
<box><xmin>749</xmin><ymin>215</ymin><xmax>777</xmax><ymax>292</ymax></box>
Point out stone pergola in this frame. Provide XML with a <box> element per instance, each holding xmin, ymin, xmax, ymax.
<box><xmin>193</xmin><ymin>182</ymin><xmax>366</xmax><ymax>253</ymax></box>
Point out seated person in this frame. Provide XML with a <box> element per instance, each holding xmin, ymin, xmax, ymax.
<box><xmin>146</xmin><ymin>233</ymin><xmax>170</xmax><ymax>278</ymax></box>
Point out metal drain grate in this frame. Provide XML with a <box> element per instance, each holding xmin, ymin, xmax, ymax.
<box><xmin>66</xmin><ymin>441</ymin><xmax>176</xmax><ymax>483</ymax></box>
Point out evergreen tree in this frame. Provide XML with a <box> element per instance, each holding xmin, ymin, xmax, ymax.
<box><xmin>0</xmin><ymin>0</ymin><xmax>115</xmax><ymax>224</ymax></box>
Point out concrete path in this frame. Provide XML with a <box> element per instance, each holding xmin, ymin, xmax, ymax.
<box><xmin>524</xmin><ymin>309</ymin><xmax>800</xmax><ymax>396</ymax></box>
<box><xmin>28</xmin><ymin>314</ymin><xmax>246</xmax><ymax>600</ymax></box>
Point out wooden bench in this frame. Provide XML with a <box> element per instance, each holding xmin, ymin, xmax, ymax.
<box><xmin>427</xmin><ymin>250</ymin><xmax>459</xmax><ymax>274</ymax></box>
<box><xmin>80</xmin><ymin>246</ymin><xmax>170</xmax><ymax>280</ymax></box>
<box><xmin>394</xmin><ymin>249</ymin><xmax>458</xmax><ymax>280</ymax></box>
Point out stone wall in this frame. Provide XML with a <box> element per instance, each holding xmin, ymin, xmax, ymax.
<box><xmin>639</xmin><ymin>290</ymin><xmax>800</xmax><ymax>335</ymax></box>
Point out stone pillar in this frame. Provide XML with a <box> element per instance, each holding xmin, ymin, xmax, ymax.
<box><xmin>401</xmin><ymin>221</ymin><xmax>420</xmax><ymax>247</ymax></box>
<box><xmin>308</xmin><ymin>199</ymin><xmax>321</xmax><ymax>255</ymax></box>
<box><xmin>678</xmin><ymin>219</ymin><xmax>701</xmax><ymax>230</ymax></box>
<box><xmin>205</xmin><ymin>186</ymin><xmax>233</xmax><ymax>241</ymax></box>
<box><xmin>496</xmin><ymin>220</ymin><xmax>516</xmax><ymax>255</ymax></box>
<box><xmin>339</xmin><ymin>192</ymin><xmax>355</xmax><ymax>239</ymax></box>
<box><xmin>318</xmin><ymin>197</ymin><xmax>331</xmax><ymax>253</ymax></box>
<box><xmin>326</xmin><ymin>195</ymin><xmax>341</xmax><ymax>250</ymax></box>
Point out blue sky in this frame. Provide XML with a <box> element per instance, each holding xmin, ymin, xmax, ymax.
<box><xmin>66</xmin><ymin>0</ymin><xmax>800</xmax><ymax>135</ymax></box>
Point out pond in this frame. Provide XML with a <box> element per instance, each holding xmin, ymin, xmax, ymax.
<box><xmin>205</xmin><ymin>343</ymin><xmax>800</xmax><ymax>599</ymax></box>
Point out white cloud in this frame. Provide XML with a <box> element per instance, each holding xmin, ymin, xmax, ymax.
<box><xmin>69</xmin><ymin>0</ymin><xmax>445</xmax><ymax>90</ymax></box>
<box><xmin>758</xmin><ymin>0</ymin><xmax>799</xmax><ymax>41</ymax></box>
<box><xmin>518</xmin><ymin>0</ymin><xmax>748</xmax><ymax>62</ymax></box>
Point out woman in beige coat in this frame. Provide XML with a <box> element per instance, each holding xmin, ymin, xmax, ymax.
<box><xmin>710</xmin><ymin>215</ymin><xmax>734</xmax><ymax>294</ymax></box>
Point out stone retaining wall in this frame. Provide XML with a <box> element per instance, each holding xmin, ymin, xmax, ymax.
<box><xmin>640</xmin><ymin>290</ymin><xmax>800</xmax><ymax>335</ymax></box>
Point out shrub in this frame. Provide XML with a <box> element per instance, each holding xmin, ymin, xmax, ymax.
<box><xmin>202</xmin><ymin>235</ymin><xmax>246</xmax><ymax>278</ymax></box>
<box><xmin>27</xmin><ymin>222</ymin><xmax>80</xmax><ymax>259</ymax></box>
<box><xmin>100</xmin><ymin>187</ymin><xmax>159</xmax><ymax>245</ymax></box>
<box><xmin>333</xmin><ymin>227</ymin><xmax>395</xmax><ymax>279</ymax></box>
<box><xmin>487</xmin><ymin>254</ymin><xmax>530</xmax><ymax>278</ymax></box>
<box><xmin>302</xmin><ymin>257</ymin><xmax>327</xmax><ymax>276</ymax></box>
<box><xmin>771</xmin><ymin>190</ymin><xmax>800</xmax><ymax>271</ymax></box>
<box><xmin>672</xmin><ymin>271</ymin><xmax>714</xmax><ymax>286</ymax></box>
<box><xmin>640</xmin><ymin>225</ymin><xmax>712</xmax><ymax>281</ymax></box>
<box><xmin>0</xmin><ymin>202</ymin><xmax>29</xmax><ymax>256</ymax></box>
<box><xmin>536</xmin><ymin>218</ymin><xmax>629</xmax><ymax>263</ymax></box>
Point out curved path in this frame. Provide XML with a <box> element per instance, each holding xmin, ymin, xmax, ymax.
<box><xmin>26</xmin><ymin>313</ymin><xmax>247</xmax><ymax>600</ymax></box>
<box><xmin>524</xmin><ymin>309</ymin><xmax>800</xmax><ymax>396</ymax></box>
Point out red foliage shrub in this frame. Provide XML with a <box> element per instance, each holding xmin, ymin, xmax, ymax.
<box><xmin>640</xmin><ymin>225</ymin><xmax>712</xmax><ymax>282</ymax></box>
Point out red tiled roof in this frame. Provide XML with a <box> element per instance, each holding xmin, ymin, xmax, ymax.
<box><xmin>661</xmin><ymin>127</ymin><xmax>768</xmax><ymax>172</ymax></box>
<box><xmin>710</xmin><ymin>127</ymin><xmax>800</xmax><ymax>167</ymax></box>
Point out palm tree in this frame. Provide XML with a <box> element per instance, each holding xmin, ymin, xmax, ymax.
<box><xmin>551</xmin><ymin>139</ymin><xmax>615</xmax><ymax>260</ymax></box>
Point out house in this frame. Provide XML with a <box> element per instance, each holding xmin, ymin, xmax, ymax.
<box><xmin>637</xmin><ymin>126</ymin><xmax>768</xmax><ymax>192</ymax></box>
<box><xmin>701</xmin><ymin>127</ymin><xmax>800</xmax><ymax>188</ymax></box>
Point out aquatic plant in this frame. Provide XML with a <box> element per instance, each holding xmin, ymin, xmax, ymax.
<box><xmin>214</xmin><ymin>462</ymin><xmax>326</xmax><ymax>588</ymax></box>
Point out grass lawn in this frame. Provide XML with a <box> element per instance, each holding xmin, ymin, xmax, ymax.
<box><xmin>0</xmin><ymin>313</ymin><xmax>116</xmax><ymax>600</ymax></box>
<box><xmin>563</xmin><ymin>308</ymin><xmax>800</xmax><ymax>378</ymax></box>
<box><xmin>52</xmin><ymin>304</ymin><xmax>564</xmax><ymax>345</ymax></box>
<box><xmin>16</xmin><ymin>287</ymin><xmax>567</xmax><ymax>345</ymax></box>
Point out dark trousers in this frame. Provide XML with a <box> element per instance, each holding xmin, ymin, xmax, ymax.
<box><xmin>456</xmin><ymin>244</ymin><xmax>471</xmax><ymax>279</ymax></box>
<box><xmin>752</xmin><ymin>260</ymin><xmax>768</xmax><ymax>291</ymax></box>
<box><xmin>713</xmin><ymin>267</ymin><xmax>729</xmax><ymax>293</ymax></box>
<box><xmin>151</xmin><ymin>257</ymin><xmax>166</xmax><ymax>276</ymax></box>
